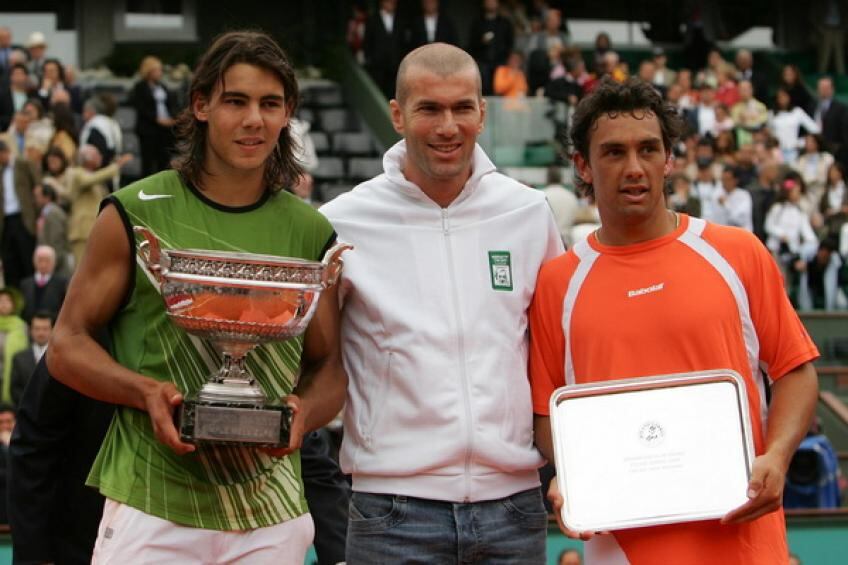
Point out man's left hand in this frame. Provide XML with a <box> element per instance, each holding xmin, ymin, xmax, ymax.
<box><xmin>721</xmin><ymin>450</ymin><xmax>786</xmax><ymax>524</ymax></box>
<box><xmin>260</xmin><ymin>394</ymin><xmax>306</xmax><ymax>458</ymax></box>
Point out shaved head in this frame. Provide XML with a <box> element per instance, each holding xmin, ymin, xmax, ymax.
<box><xmin>395</xmin><ymin>43</ymin><xmax>482</xmax><ymax>105</ymax></box>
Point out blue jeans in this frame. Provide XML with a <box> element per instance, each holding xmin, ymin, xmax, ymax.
<box><xmin>345</xmin><ymin>488</ymin><xmax>547</xmax><ymax>564</ymax></box>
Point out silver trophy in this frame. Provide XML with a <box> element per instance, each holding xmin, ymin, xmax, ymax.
<box><xmin>135</xmin><ymin>227</ymin><xmax>351</xmax><ymax>448</ymax></box>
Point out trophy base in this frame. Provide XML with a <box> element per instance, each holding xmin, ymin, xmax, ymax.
<box><xmin>178</xmin><ymin>393</ymin><xmax>292</xmax><ymax>448</ymax></box>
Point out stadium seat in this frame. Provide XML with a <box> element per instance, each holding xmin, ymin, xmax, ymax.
<box><xmin>332</xmin><ymin>132</ymin><xmax>374</xmax><ymax>155</ymax></box>
<box><xmin>312</xmin><ymin>156</ymin><xmax>345</xmax><ymax>182</ymax></box>
<box><xmin>319</xmin><ymin>109</ymin><xmax>352</xmax><ymax>133</ymax></box>
<box><xmin>122</xmin><ymin>132</ymin><xmax>140</xmax><ymax>155</ymax></box>
<box><xmin>347</xmin><ymin>157</ymin><xmax>383</xmax><ymax>181</ymax></box>
<box><xmin>310</xmin><ymin>131</ymin><xmax>330</xmax><ymax>154</ymax></box>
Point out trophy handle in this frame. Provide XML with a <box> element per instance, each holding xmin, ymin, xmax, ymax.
<box><xmin>321</xmin><ymin>242</ymin><xmax>353</xmax><ymax>288</ymax></box>
<box><xmin>134</xmin><ymin>226</ymin><xmax>164</xmax><ymax>281</ymax></box>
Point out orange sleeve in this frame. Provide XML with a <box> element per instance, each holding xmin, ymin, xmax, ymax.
<box><xmin>493</xmin><ymin>66</ymin><xmax>512</xmax><ymax>96</ymax></box>
<box><xmin>737</xmin><ymin>232</ymin><xmax>819</xmax><ymax>380</ymax></box>
<box><xmin>529</xmin><ymin>256</ymin><xmax>570</xmax><ymax>415</ymax></box>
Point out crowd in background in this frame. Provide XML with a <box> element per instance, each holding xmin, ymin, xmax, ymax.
<box><xmin>352</xmin><ymin>0</ymin><xmax>848</xmax><ymax>312</ymax></box>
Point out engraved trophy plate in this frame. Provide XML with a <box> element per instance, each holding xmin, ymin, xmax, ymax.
<box><xmin>194</xmin><ymin>405</ymin><xmax>283</xmax><ymax>444</ymax></box>
<box><xmin>549</xmin><ymin>370</ymin><xmax>755</xmax><ymax>532</ymax></box>
<box><xmin>135</xmin><ymin>227</ymin><xmax>351</xmax><ymax>448</ymax></box>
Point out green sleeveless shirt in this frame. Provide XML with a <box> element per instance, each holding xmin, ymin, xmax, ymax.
<box><xmin>87</xmin><ymin>171</ymin><xmax>334</xmax><ymax>530</ymax></box>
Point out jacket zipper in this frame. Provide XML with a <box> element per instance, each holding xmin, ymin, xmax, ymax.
<box><xmin>442</xmin><ymin>208</ymin><xmax>474</xmax><ymax>502</ymax></box>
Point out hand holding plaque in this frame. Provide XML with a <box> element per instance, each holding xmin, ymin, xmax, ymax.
<box><xmin>136</xmin><ymin>227</ymin><xmax>351</xmax><ymax>449</ymax></box>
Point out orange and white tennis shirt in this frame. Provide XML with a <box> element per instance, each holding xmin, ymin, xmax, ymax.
<box><xmin>529</xmin><ymin>214</ymin><xmax>819</xmax><ymax>565</ymax></box>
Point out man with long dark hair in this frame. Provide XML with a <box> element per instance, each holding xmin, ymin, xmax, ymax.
<box><xmin>46</xmin><ymin>30</ymin><xmax>345</xmax><ymax>562</ymax></box>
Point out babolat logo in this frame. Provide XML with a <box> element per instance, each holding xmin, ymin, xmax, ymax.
<box><xmin>627</xmin><ymin>282</ymin><xmax>664</xmax><ymax>298</ymax></box>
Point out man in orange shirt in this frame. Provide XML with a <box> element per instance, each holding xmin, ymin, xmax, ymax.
<box><xmin>529</xmin><ymin>77</ymin><xmax>819</xmax><ymax>564</ymax></box>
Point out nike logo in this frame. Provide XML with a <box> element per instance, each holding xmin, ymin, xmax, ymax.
<box><xmin>138</xmin><ymin>189</ymin><xmax>175</xmax><ymax>201</ymax></box>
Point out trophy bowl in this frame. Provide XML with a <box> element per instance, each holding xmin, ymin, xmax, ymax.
<box><xmin>135</xmin><ymin>226</ymin><xmax>351</xmax><ymax>448</ymax></box>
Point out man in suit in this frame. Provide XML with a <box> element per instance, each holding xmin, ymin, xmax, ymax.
<box><xmin>0</xmin><ymin>139</ymin><xmax>39</xmax><ymax>289</ymax></box>
<box><xmin>33</xmin><ymin>183</ymin><xmax>71</xmax><ymax>277</ymax></box>
<box><xmin>469</xmin><ymin>0</ymin><xmax>515</xmax><ymax>95</ymax></box>
<box><xmin>735</xmin><ymin>49</ymin><xmax>769</xmax><ymax>107</ymax></box>
<box><xmin>815</xmin><ymin>76</ymin><xmax>848</xmax><ymax>169</ymax></box>
<box><xmin>363</xmin><ymin>0</ymin><xmax>406</xmax><ymax>99</ymax></box>
<box><xmin>406</xmin><ymin>0</ymin><xmax>459</xmax><ymax>52</ymax></box>
<box><xmin>10</xmin><ymin>311</ymin><xmax>51</xmax><ymax>407</ymax></box>
<box><xmin>20</xmin><ymin>246</ymin><xmax>67</xmax><ymax>324</ymax></box>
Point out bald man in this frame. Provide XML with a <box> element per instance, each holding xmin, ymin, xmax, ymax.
<box><xmin>321</xmin><ymin>43</ymin><xmax>563</xmax><ymax>563</ymax></box>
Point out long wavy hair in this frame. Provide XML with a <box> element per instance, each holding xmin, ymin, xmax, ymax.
<box><xmin>172</xmin><ymin>30</ymin><xmax>302</xmax><ymax>193</ymax></box>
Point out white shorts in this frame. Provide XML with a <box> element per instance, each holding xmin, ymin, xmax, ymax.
<box><xmin>92</xmin><ymin>499</ymin><xmax>314</xmax><ymax>564</ymax></box>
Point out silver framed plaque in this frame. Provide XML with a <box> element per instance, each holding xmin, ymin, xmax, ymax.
<box><xmin>549</xmin><ymin>370</ymin><xmax>755</xmax><ymax>532</ymax></box>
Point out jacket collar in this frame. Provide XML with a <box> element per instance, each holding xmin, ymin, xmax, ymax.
<box><xmin>382</xmin><ymin>140</ymin><xmax>497</xmax><ymax>207</ymax></box>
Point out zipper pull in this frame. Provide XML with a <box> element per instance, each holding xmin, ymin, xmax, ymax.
<box><xmin>441</xmin><ymin>209</ymin><xmax>449</xmax><ymax>235</ymax></box>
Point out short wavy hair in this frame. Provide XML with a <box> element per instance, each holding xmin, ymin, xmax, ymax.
<box><xmin>172</xmin><ymin>30</ymin><xmax>302</xmax><ymax>193</ymax></box>
<box><xmin>570</xmin><ymin>77</ymin><xmax>684</xmax><ymax>197</ymax></box>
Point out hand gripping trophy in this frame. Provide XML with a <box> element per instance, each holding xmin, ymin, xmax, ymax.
<box><xmin>136</xmin><ymin>226</ymin><xmax>350</xmax><ymax>448</ymax></box>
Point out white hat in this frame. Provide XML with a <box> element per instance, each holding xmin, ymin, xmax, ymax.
<box><xmin>27</xmin><ymin>31</ymin><xmax>47</xmax><ymax>48</ymax></box>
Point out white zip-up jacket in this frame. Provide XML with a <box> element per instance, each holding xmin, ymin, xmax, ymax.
<box><xmin>320</xmin><ymin>141</ymin><xmax>564</xmax><ymax>502</ymax></box>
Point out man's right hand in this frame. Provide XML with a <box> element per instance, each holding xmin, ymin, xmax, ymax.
<box><xmin>142</xmin><ymin>380</ymin><xmax>195</xmax><ymax>455</ymax></box>
<box><xmin>547</xmin><ymin>477</ymin><xmax>596</xmax><ymax>541</ymax></box>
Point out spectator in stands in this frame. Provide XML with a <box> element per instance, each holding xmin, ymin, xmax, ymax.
<box><xmin>766</xmin><ymin>173</ymin><xmax>819</xmax><ymax>308</ymax></box>
<box><xmin>817</xmin><ymin>162</ymin><xmax>848</xmax><ymax>238</ymax></box>
<box><xmin>0</xmin><ymin>64</ymin><xmax>32</xmax><ymax>132</ymax></box>
<box><xmin>321</xmin><ymin>43</ymin><xmax>562</xmax><ymax>563</ymax></box>
<box><xmin>0</xmin><ymin>138</ymin><xmax>39</xmax><ymax>289</ymax></box>
<box><xmin>10</xmin><ymin>311</ymin><xmax>52</xmax><ymax>407</ymax></box>
<box><xmin>713</xmin><ymin>166</ymin><xmax>754</xmax><ymax>231</ymax></box>
<box><xmin>35</xmin><ymin>58</ymin><xmax>67</xmax><ymax>112</ymax></box>
<box><xmin>699</xmin><ymin>48</ymin><xmax>734</xmax><ymax>88</ymax></box>
<box><xmin>715</xmin><ymin>129</ymin><xmax>738</xmax><ymax>165</ymax></box>
<box><xmin>779</xmin><ymin>64</ymin><xmax>814</xmax><ymax>115</ymax></box>
<box><xmin>813</xmin><ymin>0</ymin><xmax>848</xmax><ymax>75</ymax></box>
<box><xmin>524</xmin><ymin>8</ymin><xmax>569</xmax><ymax>94</ymax></box>
<box><xmin>67</xmin><ymin>145</ymin><xmax>132</xmax><ymax>266</ymax></box>
<box><xmin>748</xmin><ymin>162</ymin><xmax>781</xmax><ymax>242</ymax></box>
<box><xmin>0</xmin><ymin>27</ymin><xmax>12</xmax><ymax>79</ymax></box>
<box><xmin>592</xmin><ymin>32</ymin><xmax>611</xmax><ymax>75</ymax></box>
<box><xmin>130</xmin><ymin>56</ymin><xmax>178</xmax><ymax>177</ymax></box>
<box><xmin>532</xmin><ymin>77</ymin><xmax>819</xmax><ymax>564</ymax></box>
<box><xmin>815</xmin><ymin>76</ymin><xmax>848</xmax><ymax>170</ymax></box>
<box><xmin>48</xmin><ymin>101</ymin><xmax>78</xmax><ymax>163</ymax></box>
<box><xmin>494</xmin><ymin>50</ymin><xmax>529</xmax><ymax>98</ymax></box>
<box><xmin>79</xmin><ymin>95</ymin><xmax>121</xmax><ymax>171</ymax></box>
<box><xmin>689</xmin><ymin>82</ymin><xmax>718</xmax><ymax>137</ymax></box>
<box><xmin>61</xmin><ymin>64</ymin><xmax>84</xmax><ymax>116</ymax></box>
<box><xmin>715</xmin><ymin>68</ymin><xmax>740</xmax><ymax>109</ymax></box>
<box><xmin>407</xmin><ymin>0</ymin><xmax>459</xmax><ymax>51</ymax></box>
<box><xmin>33</xmin><ymin>182</ymin><xmax>71</xmax><ymax>276</ymax></box>
<box><xmin>711</xmin><ymin>103</ymin><xmax>735</xmax><ymax>137</ymax></box>
<box><xmin>470</xmin><ymin>0</ymin><xmax>515</xmax><ymax>95</ymax></box>
<box><xmin>558</xmin><ymin>548</ymin><xmax>582</xmax><ymax>565</ymax></box>
<box><xmin>796</xmin><ymin>133</ymin><xmax>835</xmax><ymax>199</ymax></box>
<box><xmin>770</xmin><ymin>87</ymin><xmax>820</xmax><ymax>164</ymax></box>
<box><xmin>545</xmin><ymin>54</ymin><xmax>589</xmax><ymax>106</ymax></box>
<box><xmin>41</xmin><ymin>146</ymin><xmax>71</xmax><ymax>207</ymax></box>
<box><xmin>25</xmin><ymin>32</ymin><xmax>48</xmax><ymax>83</ymax></box>
<box><xmin>20</xmin><ymin>245</ymin><xmax>67</xmax><ymax>324</ymax></box>
<box><xmin>0</xmin><ymin>401</ymin><xmax>11</xmax><ymax>523</ymax></box>
<box><xmin>735</xmin><ymin>49</ymin><xmax>768</xmax><ymax>106</ymax></box>
<box><xmin>363</xmin><ymin>0</ymin><xmax>405</xmax><ymax>99</ymax></box>
<box><xmin>0</xmin><ymin>287</ymin><xmax>28</xmax><ymax>404</ymax></box>
<box><xmin>2</xmin><ymin>108</ymin><xmax>30</xmax><ymax>157</ymax></box>
<box><xmin>675</xmin><ymin>68</ymin><xmax>698</xmax><ymax>111</ymax></box>
<box><xmin>667</xmin><ymin>172</ymin><xmax>701</xmax><ymax>217</ymax></box>
<box><xmin>651</xmin><ymin>47</ymin><xmax>676</xmax><ymax>90</ymax></box>
<box><xmin>731</xmin><ymin>80</ymin><xmax>768</xmax><ymax>146</ymax></box>
<box><xmin>637</xmin><ymin>59</ymin><xmax>662</xmax><ymax>96</ymax></box>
